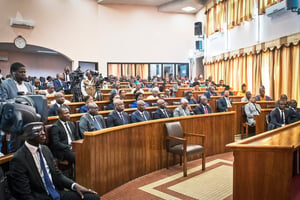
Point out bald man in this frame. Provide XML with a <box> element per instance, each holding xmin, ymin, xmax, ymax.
<box><xmin>107</xmin><ymin>99</ymin><xmax>130</xmax><ymax>127</ymax></box>
<box><xmin>153</xmin><ymin>99</ymin><xmax>172</xmax><ymax>119</ymax></box>
<box><xmin>131</xmin><ymin>100</ymin><xmax>151</xmax><ymax>123</ymax></box>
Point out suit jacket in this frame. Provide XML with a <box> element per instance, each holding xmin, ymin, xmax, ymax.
<box><xmin>194</xmin><ymin>104</ymin><xmax>212</xmax><ymax>114</ymax></box>
<box><xmin>268</xmin><ymin>108</ymin><xmax>289</xmax><ymax>130</ymax></box>
<box><xmin>7</xmin><ymin>144</ymin><xmax>74</xmax><ymax>200</ymax></box>
<box><xmin>53</xmin><ymin>79</ymin><xmax>68</xmax><ymax>92</ymax></box>
<box><xmin>204</xmin><ymin>91</ymin><xmax>218</xmax><ymax>101</ymax></box>
<box><xmin>221</xmin><ymin>91</ymin><xmax>233</xmax><ymax>96</ymax></box>
<box><xmin>217</xmin><ymin>97</ymin><xmax>232</xmax><ymax>112</ymax></box>
<box><xmin>0</xmin><ymin>78</ymin><xmax>35</xmax><ymax>100</ymax></box>
<box><xmin>287</xmin><ymin>107</ymin><xmax>300</xmax><ymax>124</ymax></box>
<box><xmin>255</xmin><ymin>95</ymin><xmax>272</xmax><ymax>101</ymax></box>
<box><xmin>79</xmin><ymin>113</ymin><xmax>106</xmax><ymax>135</ymax></box>
<box><xmin>48</xmin><ymin>104</ymin><xmax>71</xmax><ymax>116</ymax></box>
<box><xmin>244</xmin><ymin>102</ymin><xmax>261</xmax><ymax>121</ymax></box>
<box><xmin>131</xmin><ymin>110</ymin><xmax>151</xmax><ymax>123</ymax></box>
<box><xmin>173</xmin><ymin>106</ymin><xmax>191</xmax><ymax>117</ymax></box>
<box><xmin>107</xmin><ymin>110</ymin><xmax>130</xmax><ymax>127</ymax></box>
<box><xmin>105</xmin><ymin>103</ymin><xmax>115</xmax><ymax>110</ymax></box>
<box><xmin>153</xmin><ymin>108</ymin><xmax>172</xmax><ymax>119</ymax></box>
<box><xmin>50</xmin><ymin>120</ymin><xmax>80</xmax><ymax>160</ymax></box>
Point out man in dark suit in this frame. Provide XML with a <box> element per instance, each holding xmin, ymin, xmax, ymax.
<box><xmin>107</xmin><ymin>99</ymin><xmax>130</xmax><ymax>127</ymax></box>
<box><xmin>153</xmin><ymin>99</ymin><xmax>172</xmax><ymax>119</ymax></box>
<box><xmin>256</xmin><ymin>85</ymin><xmax>272</xmax><ymax>101</ymax></box>
<box><xmin>217</xmin><ymin>90</ymin><xmax>232</xmax><ymax>112</ymax></box>
<box><xmin>7</xmin><ymin>122</ymin><xmax>99</xmax><ymax>200</ymax></box>
<box><xmin>131</xmin><ymin>100</ymin><xmax>151</xmax><ymax>123</ymax></box>
<box><xmin>204</xmin><ymin>86</ymin><xmax>218</xmax><ymax>101</ymax></box>
<box><xmin>53</xmin><ymin>73</ymin><xmax>69</xmax><ymax>93</ymax></box>
<box><xmin>268</xmin><ymin>100</ymin><xmax>289</xmax><ymax>130</ymax></box>
<box><xmin>48</xmin><ymin>92</ymin><xmax>71</xmax><ymax>116</ymax></box>
<box><xmin>0</xmin><ymin>62</ymin><xmax>35</xmax><ymax>101</ymax></box>
<box><xmin>79</xmin><ymin>102</ymin><xmax>106</xmax><ymax>136</ymax></box>
<box><xmin>50</xmin><ymin>107</ymin><xmax>80</xmax><ymax>164</ymax></box>
<box><xmin>194</xmin><ymin>95</ymin><xmax>212</xmax><ymax>114</ymax></box>
<box><xmin>184</xmin><ymin>91</ymin><xmax>197</xmax><ymax>104</ymax></box>
<box><xmin>220</xmin><ymin>85</ymin><xmax>233</xmax><ymax>96</ymax></box>
<box><xmin>287</xmin><ymin>100</ymin><xmax>300</xmax><ymax>124</ymax></box>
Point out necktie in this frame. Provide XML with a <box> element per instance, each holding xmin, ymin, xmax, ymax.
<box><xmin>141</xmin><ymin>112</ymin><xmax>147</xmax><ymax>121</ymax></box>
<box><xmin>163</xmin><ymin>109</ymin><xmax>169</xmax><ymax>118</ymax></box>
<box><xmin>37</xmin><ymin>148</ymin><xmax>60</xmax><ymax>200</ymax></box>
<box><xmin>93</xmin><ymin>116</ymin><xmax>102</xmax><ymax>130</ymax></box>
<box><xmin>119</xmin><ymin>112</ymin><xmax>125</xmax><ymax>123</ymax></box>
<box><xmin>254</xmin><ymin>104</ymin><xmax>260</xmax><ymax>113</ymax></box>
<box><xmin>204</xmin><ymin>106</ymin><xmax>208</xmax><ymax>114</ymax></box>
<box><xmin>281</xmin><ymin>110</ymin><xmax>285</xmax><ymax>124</ymax></box>
<box><xmin>64</xmin><ymin>122</ymin><xmax>74</xmax><ymax>143</ymax></box>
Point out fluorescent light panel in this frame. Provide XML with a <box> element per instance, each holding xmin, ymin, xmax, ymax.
<box><xmin>182</xmin><ymin>6</ymin><xmax>196</xmax><ymax>12</ymax></box>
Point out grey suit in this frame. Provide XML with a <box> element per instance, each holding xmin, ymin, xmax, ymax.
<box><xmin>0</xmin><ymin>78</ymin><xmax>35</xmax><ymax>100</ymax></box>
<box><xmin>173</xmin><ymin>106</ymin><xmax>191</xmax><ymax>117</ymax></box>
<box><xmin>244</xmin><ymin>102</ymin><xmax>261</xmax><ymax>125</ymax></box>
<box><xmin>79</xmin><ymin>113</ymin><xmax>106</xmax><ymax>136</ymax></box>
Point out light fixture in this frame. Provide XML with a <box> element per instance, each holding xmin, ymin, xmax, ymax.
<box><xmin>37</xmin><ymin>50</ymin><xmax>58</xmax><ymax>54</ymax></box>
<box><xmin>182</xmin><ymin>6</ymin><xmax>196</xmax><ymax>12</ymax></box>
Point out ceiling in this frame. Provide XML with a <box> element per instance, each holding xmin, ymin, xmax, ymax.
<box><xmin>97</xmin><ymin>0</ymin><xmax>208</xmax><ymax>14</ymax></box>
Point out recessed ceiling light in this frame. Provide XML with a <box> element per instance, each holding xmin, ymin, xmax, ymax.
<box><xmin>182</xmin><ymin>6</ymin><xmax>196</xmax><ymax>12</ymax></box>
<box><xmin>37</xmin><ymin>50</ymin><xmax>58</xmax><ymax>54</ymax></box>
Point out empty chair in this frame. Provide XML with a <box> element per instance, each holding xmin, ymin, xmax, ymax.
<box><xmin>165</xmin><ymin>121</ymin><xmax>205</xmax><ymax>177</ymax></box>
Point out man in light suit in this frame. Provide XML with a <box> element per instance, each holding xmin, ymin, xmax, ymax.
<box><xmin>79</xmin><ymin>102</ymin><xmax>106</xmax><ymax>136</ymax></box>
<box><xmin>49</xmin><ymin>107</ymin><xmax>80</xmax><ymax>164</ymax></box>
<box><xmin>194</xmin><ymin>95</ymin><xmax>212</xmax><ymax>115</ymax></box>
<box><xmin>268</xmin><ymin>100</ymin><xmax>289</xmax><ymax>130</ymax></box>
<box><xmin>7</xmin><ymin>122</ymin><xmax>99</xmax><ymax>200</ymax></box>
<box><xmin>131</xmin><ymin>100</ymin><xmax>151</xmax><ymax>123</ymax></box>
<box><xmin>217</xmin><ymin>90</ymin><xmax>232</xmax><ymax>112</ymax></box>
<box><xmin>48</xmin><ymin>92</ymin><xmax>71</xmax><ymax>116</ymax></box>
<box><xmin>173</xmin><ymin>98</ymin><xmax>191</xmax><ymax>117</ymax></box>
<box><xmin>107</xmin><ymin>99</ymin><xmax>130</xmax><ymax>127</ymax></box>
<box><xmin>244</xmin><ymin>96</ymin><xmax>261</xmax><ymax>126</ymax></box>
<box><xmin>0</xmin><ymin>62</ymin><xmax>35</xmax><ymax>101</ymax></box>
<box><xmin>153</xmin><ymin>99</ymin><xmax>172</xmax><ymax>119</ymax></box>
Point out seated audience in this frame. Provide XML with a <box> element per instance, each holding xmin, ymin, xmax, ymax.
<box><xmin>131</xmin><ymin>92</ymin><xmax>149</xmax><ymax>108</ymax></box>
<box><xmin>81</xmin><ymin>70</ymin><xmax>96</xmax><ymax>98</ymax></box>
<box><xmin>53</xmin><ymin>73</ymin><xmax>69</xmax><ymax>93</ymax></box>
<box><xmin>164</xmin><ymin>88</ymin><xmax>173</xmax><ymax>98</ymax></box>
<box><xmin>221</xmin><ymin>85</ymin><xmax>233</xmax><ymax>96</ymax></box>
<box><xmin>287</xmin><ymin>100</ymin><xmax>300</xmax><ymax>124</ymax></box>
<box><xmin>48</xmin><ymin>92</ymin><xmax>71</xmax><ymax>116</ymax></box>
<box><xmin>217</xmin><ymin>80</ymin><xmax>226</xmax><ymax>87</ymax></box>
<box><xmin>131</xmin><ymin>100</ymin><xmax>151</xmax><ymax>122</ymax></box>
<box><xmin>217</xmin><ymin>90</ymin><xmax>232</xmax><ymax>112</ymax></box>
<box><xmin>79</xmin><ymin>95</ymin><xmax>94</xmax><ymax>113</ymax></box>
<box><xmin>131</xmin><ymin>82</ymin><xmax>144</xmax><ymax>93</ymax></box>
<box><xmin>241</xmin><ymin>91</ymin><xmax>252</xmax><ymax>102</ymax></box>
<box><xmin>0</xmin><ymin>62</ymin><xmax>35</xmax><ymax>100</ymax></box>
<box><xmin>106</xmin><ymin>93</ymin><xmax>120</xmax><ymax>110</ymax></box>
<box><xmin>33</xmin><ymin>78</ymin><xmax>43</xmax><ymax>90</ymax></box>
<box><xmin>200</xmin><ymin>79</ymin><xmax>210</xmax><ymax>88</ymax></box>
<box><xmin>147</xmin><ymin>87</ymin><xmax>159</xmax><ymax>99</ymax></box>
<box><xmin>153</xmin><ymin>99</ymin><xmax>172</xmax><ymax>119</ymax></box>
<box><xmin>7</xmin><ymin>122</ymin><xmax>99</xmax><ymax>200</ymax></box>
<box><xmin>192</xmin><ymin>84</ymin><xmax>201</xmax><ymax>91</ymax></box>
<box><xmin>119</xmin><ymin>89</ymin><xmax>126</xmax><ymax>100</ymax></box>
<box><xmin>38</xmin><ymin>82</ymin><xmax>56</xmax><ymax>96</ymax></box>
<box><xmin>194</xmin><ymin>95</ymin><xmax>212</xmax><ymax>114</ymax></box>
<box><xmin>141</xmin><ymin>79</ymin><xmax>151</xmax><ymax>88</ymax></box>
<box><xmin>256</xmin><ymin>86</ymin><xmax>272</xmax><ymax>101</ymax></box>
<box><xmin>173</xmin><ymin>98</ymin><xmax>191</xmax><ymax>117</ymax></box>
<box><xmin>50</xmin><ymin>107</ymin><xmax>80</xmax><ymax>164</ymax></box>
<box><xmin>204</xmin><ymin>86</ymin><xmax>218</xmax><ymax>101</ymax></box>
<box><xmin>237</xmin><ymin>83</ymin><xmax>247</xmax><ymax>96</ymax></box>
<box><xmin>268</xmin><ymin>100</ymin><xmax>289</xmax><ymax>130</ymax></box>
<box><xmin>184</xmin><ymin>91</ymin><xmax>197</xmax><ymax>104</ymax></box>
<box><xmin>79</xmin><ymin>102</ymin><xmax>106</xmax><ymax>135</ymax></box>
<box><xmin>244</xmin><ymin>96</ymin><xmax>261</xmax><ymax>126</ymax></box>
<box><xmin>191</xmin><ymin>78</ymin><xmax>200</xmax><ymax>87</ymax></box>
<box><xmin>107</xmin><ymin>99</ymin><xmax>130</xmax><ymax>127</ymax></box>
<box><xmin>280</xmin><ymin>94</ymin><xmax>289</xmax><ymax>108</ymax></box>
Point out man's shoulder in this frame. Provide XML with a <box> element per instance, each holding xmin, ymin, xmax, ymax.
<box><xmin>1</xmin><ymin>78</ymin><xmax>13</xmax><ymax>86</ymax></box>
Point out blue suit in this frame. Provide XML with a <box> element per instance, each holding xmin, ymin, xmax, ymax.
<box><xmin>131</xmin><ymin>110</ymin><xmax>151</xmax><ymax>123</ymax></box>
<box><xmin>107</xmin><ymin>110</ymin><xmax>130</xmax><ymax>127</ymax></box>
<box><xmin>204</xmin><ymin>91</ymin><xmax>218</xmax><ymax>100</ymax></box>
<box><xmin>0</xmin><ymin>78</ymin><xmax>35</xmax><ymax>100</ymax></box>
<box><xmin>53</xmin><ymin>79</ymin><xmax>68</xmax><ymax>92</ymax></box>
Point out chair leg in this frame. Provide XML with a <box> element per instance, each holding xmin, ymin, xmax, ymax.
<box><xmin>166</xmin><ymin>152</ymin><xmax>169</xmax><ymax>169</ymax></box>
<box><xmin>202</xmin><ymin>152</ymin><xmax>206</xmax><ymax>171</ymax></box>
<box><xmin>179</xmin><ymin>155</ymin><xmax>182</xmax><ymax>166</ymax></box>
<box><xmin>173</xmin><ymin>154</ymin><xmax>176</xmax><ymax>165</ymax></box>
<box><xmin>183</xmin><ymin>153</ymin><xmax>187</xmax><ymax>177</ymax></box>
<box><xmin>245</xmin><ymin>125</ymin><xmax>249</xmax><ymax>138</ymax></box>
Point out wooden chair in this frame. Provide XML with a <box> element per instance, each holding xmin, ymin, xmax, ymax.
<box><xmin>165</xmin><ymin>121</ymin><xmax>205</xmax><ymax>177</ymax></box>
<box><xmin>241</xmin><ymin>106</ymin><xmax>250</xmax><ymax>138</ymax></box>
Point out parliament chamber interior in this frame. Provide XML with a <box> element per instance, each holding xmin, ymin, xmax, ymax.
<box><xmin>0</xmin><ymin>0</ymin><xmax>300</xmax><ymax>199</ymax></box>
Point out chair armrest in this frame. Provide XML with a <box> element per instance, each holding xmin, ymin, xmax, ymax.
<box><xmin>166</xmin><ymin>136</ymin><xmax>186</xmax><ymax>143</ymax></box>
<box><xmin>184</xmin><ymin>133</ymin><xmax>205</xmax><ymax>138</ymax></box>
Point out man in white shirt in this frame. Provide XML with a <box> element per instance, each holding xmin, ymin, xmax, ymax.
<box><xmin>147</xmin><ymin>87</ymin><xmax>159</xmax><ymax>99</ymax></box>
<box><xmin>131</xmin><ymin>82</ymin><xmax>144</xmax><ymax>94</ymax></box>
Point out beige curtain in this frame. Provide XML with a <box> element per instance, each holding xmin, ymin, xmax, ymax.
<box><xmin>108</xmin><ymin>64</ymin><xmax>121</xmax><ymax>77</ymax></box>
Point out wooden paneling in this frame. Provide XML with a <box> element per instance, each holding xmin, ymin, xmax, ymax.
<box><xmin>73</xmin><ymin>111</ymin><xmax>236</xmax><ymax>195</ymax></box>
<box><xmin>227</xmin><ymin>121</ymin><xmax>300</xmax><ymax>200</ymax></box>
<box><xmin>210</xmin><ymin>96</ymin><xmax>244</xmax><ymax>113</ymax></box>
<box><xmin>102</xmin><ymin>92</ymin><xmax>164</xmax><ymax>101</ymax></box>
<box><xmin>255</xmin><ymin>108</ymin><xmax>273</xmax><ymax>135</ymax></box>
<box><xmin>47</xmin><ymin>94</ymin><xmax>73</xmax><ymax>102</ymax></box>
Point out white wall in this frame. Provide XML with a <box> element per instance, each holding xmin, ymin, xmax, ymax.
<box><xmin>0</xmin><ymin>0</ymin><xmax>195</xmax><ymax>76</ymax></box>
<box><xmin>195</xmin><ymin>3</ymin><xmax>300</xmax><ymax>58</ymax></box>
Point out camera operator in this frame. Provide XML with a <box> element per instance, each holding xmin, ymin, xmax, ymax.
<box><xmin>81</xmin><ymin>70</ymin><xmax>96</xmax><ymax>99</ymax></box>
<box><xmin>0</xmin><ymin>62</ymin><xmax>35</xmax><ymax>101</ymax></box>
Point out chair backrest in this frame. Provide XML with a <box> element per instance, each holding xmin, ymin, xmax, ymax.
<box><xmin>241</xmin><ymin>106</ymin><xmax>247</xmax><ymax>123</ymax></box>
<box><xmin>165</xmin><ymin>121</ymin><xmax>184</xmax><ymax>150</ymax></box>
<box><xmin>44</xmin><ymin>124</ymin><xmax>53</xmax><ymax>146</ymax></box>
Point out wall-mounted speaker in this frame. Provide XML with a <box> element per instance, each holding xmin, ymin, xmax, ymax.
<box><xmin>286</xmin><ymin>0</ymin><xmax>299</xmax><ymax>10</ymax></box>
<box><xmin>194</xmin><ymin>22</ymin><xmax>202</xmax><ymax>36</ymax></box>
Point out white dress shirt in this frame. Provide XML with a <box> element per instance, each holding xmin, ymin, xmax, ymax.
<box><xmin>59</xmin><ymin>119</ymin><xmax>73</xmax><ymax>146</ymax></box>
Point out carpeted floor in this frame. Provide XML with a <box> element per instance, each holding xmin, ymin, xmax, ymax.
<box><xmin>102</xmin><ymin>152</ymin><xmax>234</xmax><ymax>200</ymax></box>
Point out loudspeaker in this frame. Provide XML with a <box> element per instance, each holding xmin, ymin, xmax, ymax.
<box><xmin>286</xmin><ymin>0</ymin><xmax>299</xmax><ymax>9</ymax></box>
<box><xmin>194</xmin><ymin>22</ymin><xmax>202</xmax><ymax>36</ymax></box>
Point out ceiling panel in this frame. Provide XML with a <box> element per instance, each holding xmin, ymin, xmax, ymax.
<box><xmin>98</xmin><ymin>0</ymin><xmax>173</xmax><ymax>6</ymax></box>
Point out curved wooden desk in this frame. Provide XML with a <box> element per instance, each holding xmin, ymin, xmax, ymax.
<box><xmin>72</xmin><ymin>111</ymin><xmax>236</xmax><ymax>195</ymax></box>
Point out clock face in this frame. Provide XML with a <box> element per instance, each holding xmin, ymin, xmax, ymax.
<box><xmin>14</xmin><ymin>36</ymin><xmax>26</xmax><ymax>49</ymax></box>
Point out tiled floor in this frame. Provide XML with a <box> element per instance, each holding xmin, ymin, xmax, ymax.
<box><xmin>102</xmin><ymin>152</ymin><xmax>234</xmax><ymax>200</ymax></box>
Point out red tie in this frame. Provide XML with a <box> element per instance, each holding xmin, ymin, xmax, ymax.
<box><xmin>204</xmin><ymin>106</ymin><xmax>208</xmax><ymax>114</ymax></box>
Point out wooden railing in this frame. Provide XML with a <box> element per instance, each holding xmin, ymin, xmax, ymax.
<box><xmin>73</xmin><ymin>111</ymin><xmax>236</xmax><ymax>195</ymax></box>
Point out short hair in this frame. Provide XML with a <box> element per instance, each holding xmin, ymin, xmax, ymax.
<box><xmin>259</xmin><ymin>86</ymin><xmax>265</xmax><ymax>91</ymax></box>
<box><xmin>181</xmin><ymin>98</ymin><xmax>188</xmax><ymax>104</ymax></box>
<box><xmin>137</xmin><ymin>100</ymin><xmax>145</xmax><ymax>106</ymax></box>
<box><xmin>83</xmin><ymin>95</ymin><xmax>92</xmax><ymax>102</ymax></box>
<box><xmin>54</xmin><ymin>92</ymin><xmax>64</xmax><ymax>98</ymax></box>
<box><xmin>118</xmin><ymin>89</ymin><xmax>124</xmax><ymax>95</ymax></box>
<box><xmin>157</xmin><ymin>99</ymin><xmax>164</xmax><ymax>104</ymax></box>
<box><xmin>87</xmin><ymin>102</ymin><xmax>98</xmax><ymax>109</ymax></box>
<box><xmin>10</xmin><ymin>62</ymin><xmax>25</xmax><ymax>74</ymax></box>
<box><xmin>135</xmin><ymin>92</ymin><xmax>143</xmax><ymax>100</ymax></box>
<box><xmin>57</xmin><ymin>106</ymin><xmax>69</xmax><ymax>115</ymax></box>
<box><xmin>185</xmin><ymin>91</ymin><xmax>192</xmax><ymax>96</ymax></box>
<box><xmin>113</xmin><ymin>99</ymin><xmax>123</xmax><ymax>105</ymax></box>
<box><xmin>199</xmin><ymin>95</ymin><xmax>207</xmax><ymax>101</ymax></box>
<box><xmin>152</xmin><ymin>87</ymin><xmax>159</xmax><ymax>92</ymax></box>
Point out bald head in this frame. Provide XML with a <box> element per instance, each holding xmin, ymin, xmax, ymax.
<box><xmin>157</xmin><ymin>99</ymin><xmax>166</xmax><ymax>109</ymax></box>
<box><xmin>137</xmin><ymin>100</ymin><xmax>146</xmax><ymax>111</ymax></box>
<box><xmin>181</xmin><ymin>98</ymin><xmax>188</xmax><ymax>109</ymax></box>
<box><xmin>114</xmin><ymin>99</ymin><xmax>124</xmax><ymax>112</ymax></box>
<box><xmin>199</xmin><ymin>95</ymin><xmax>208</xmax><ymax>105</ymax></box>
<box><xmin>87</xmin><ymin>102</ymin><xmax>99</xmax><ymax>116</ymax></box>
<box><xmin>55</xmin><ymin>92</ymin><xmax>65</xmax><ymax>104</ymax></box>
